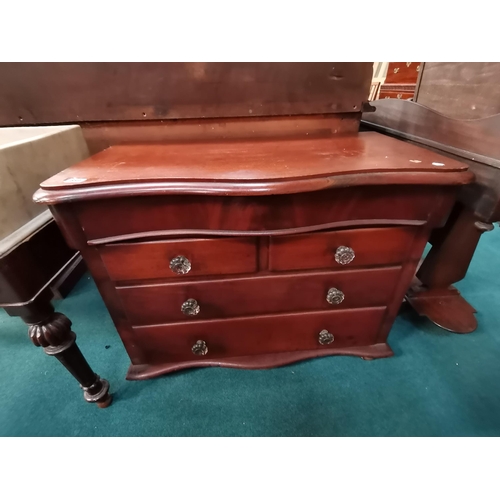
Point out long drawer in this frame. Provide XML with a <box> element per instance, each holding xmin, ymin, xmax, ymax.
<box><xmin>118</xmin><ymin>267</ymin><xmax>401</xmax><ymax>325</ymax></box>
<box><xmin>100</xmin><ymin>237</ymin><xmax>258</xmax><ymax>281</ymax></box>
<box><xmin>75</xmin><ymin>187</ymin><xmax>444</xmax><ymax>242</ymax></box>
<box><xmin>133</xmin><ymin>307</ymin><xmax>386</xmax><ymax>364</ymax></box>
<box><xmin>269</xmin><ymin>227</ymin><xmax>416</xmax><ymax>272</ymax></box>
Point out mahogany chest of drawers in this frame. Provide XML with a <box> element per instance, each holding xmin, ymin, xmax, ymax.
<box><xmin>34</xmin><ymin>132</ymin><xmax>471</xmax><ymax>380</ymax></box>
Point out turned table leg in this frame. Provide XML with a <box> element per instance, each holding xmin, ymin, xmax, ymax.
<box><xmin>8</xmin><ymin>293</ymin><xmax>112</xmax><ymax>408</ymax></box>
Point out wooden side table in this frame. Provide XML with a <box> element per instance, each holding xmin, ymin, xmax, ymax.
<box><xmin>362</xmin><ymin>98</ymin><xmax>500</xmax><ymax>333</ymax></box>
<box><xmin>0</xmin><ymin>126</ymin><xmax>111</xmax><ymax>407</ymax></box>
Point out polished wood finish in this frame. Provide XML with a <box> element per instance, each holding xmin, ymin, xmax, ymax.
<box><xmin>117</xmin><ymin>267</ymin><xmax>402</xmax><ymax>325</ymax></box>
<box><xmin>362</xmin><ymin>98</ymin><xmax>499</xmax><ymax>333</ymax></box>
<box><xmin>1</xmin><ymin>219</ymin><xmax>110</xmax><ymax>407</ymax></box>
<box><xmin>133</xmin><ymin>308</ymin><xmax>387</xmax><ymax>364</ymax></box>
<box><xmin>0</xmin><ymin>63</ymin><xmax>372</xmax><ymax>125</ymax></box>
<box><xmin>417</xmin><ymin>204</ymin><xmax>490</xmax><ymax>288</ymax></box>
<box><xmin>34</xmin><ymin>134</ymin><xmax>469</xmax><ymax>378</ymax></box>
<box><xmin>126</xmin><ymin>343</ymin><xmax>394</xmax><ymax>380</ymax></box>
<box><xmin>68</xmin><ymin>186</ymin><xmax>457</xmax><ymax>244</ymax></box>
<box><xmin>406</xmin><ymin>279</ymin><xmax>478</xmax><ymax>334</ymax></box>
<box><xmin>100</xmin><ymin>237</ymin><xmax>257</xmax><ymax>282</ymax></box>
<box><xmin>25</xmin><ymin>302</ymin><xmax>112</xmax><ymax>408</ymax></box>
<box><xmin>80</xmin><ymin>114</ymin><xmax>359</xmax><ymax>155</ymax></box>
<box><xmin>37</xmin><ymin>169</ymin><xmax>472</xmax><ymax>205</ymax></box>
<box><xmin>269</xmin><ymin>227</ymin><xmax>415</xmax><ymax>271</ymax></box>
<box><xmin>38</xmin><ymin>133</ymin><xmax>469</xmax><ymax>196</ymax></box>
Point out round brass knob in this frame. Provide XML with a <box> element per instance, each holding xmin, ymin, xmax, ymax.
<box><xmin>326</xmin><ymin>287</ymin><xmax>345</xmax><ymax>305</ymax></box>
<box><xmin>192</xmin><ymin>340</ymin><xmax>208</xmax><ymax>356</ymax></box>
<box><xmin>318</xmin><ymin>330</ymin><xmax>334</xmax><ymax>345</ymax></box>
<box><xmin>181</xmin><ymin>298</ymin><xmax>200</xmax><ymax>316</ymax></box>
<box><xmin>334</xmin><ymin>246</ymin><xmax>355</xmax><ymax>265</ymax></box>
<box><xmin>170</xmin><ymin>255</ymin><xmax>191</xmax><ymax>275</ymax></box>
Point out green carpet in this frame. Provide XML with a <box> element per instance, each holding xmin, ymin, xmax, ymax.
<box><xmin>1</xmin><ymin>228</ymin><xmax>500</xmax><ymax>437</ymax></box>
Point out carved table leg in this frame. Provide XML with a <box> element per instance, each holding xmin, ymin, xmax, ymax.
<box><xmin>8</xmin><ymin>293</ymin><xmax>112</xmax><ymax>408</ymax></box>
<box><xmin>406</xmin><ymin>203</ymin><xmax>494</xmax><ymax>334</ymax></box>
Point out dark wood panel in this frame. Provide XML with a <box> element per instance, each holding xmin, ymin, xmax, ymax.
<box><xmin>269</xmin><ymin>227</ymin><xmax>416</xmax><ymax>272</ymax></box>
<box><xmin>133</xmin><ymin>307</ymin><xmax>386</xmax><ymax>364</ymax></box>
<box><xmin>81</xmin><ymin>115</ymin><xmax>359</xmax><ymax>155</ymax></box>
<box><xmin>0</xmin><ymin>219</ymin><xmax>77</xmax><ymax>305</ymax></box>
<box><xmin>100</xmin><ymin>237</ymin><xmax>257</xmax><ymax>282</ymax></box>
<box><xmin>416</xmin><ymin>62</ymin><xmax>500</xmax><ymax>120</ymax></box>
<box><xmin>361</xmin><ymin>99</ymin><xmax>500</xmax><ymax>221</ymax></box>
<box><xmin>0</xmin><ymin>63</ymin><xmax>373</xmax><ymax>125</ymax></box>
<box><xmin>117</xmin><ymin>267</ymin><xmax>402</xmax><ymax>325</ymax></box>
<box><xmin>71</xmin><ymin>186</ymin><xmax>455</xmax><ymax>242</ymax></box>
<box><xmin>417</xmin><ymin>204</ymin><xmax>484</xmax><ymax>287</ymax></box>
<box><xmin>362</xmin><ymin>99</ymin><xmax>500</xmax><ymax>167</ymax></box>
<box><xmin>460</xmin><ymin>162</ymin><xmax>500</xmax><ymax>221</ymax></box>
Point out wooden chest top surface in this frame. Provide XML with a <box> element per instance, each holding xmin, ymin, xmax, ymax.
<box><xmin>35</xmin><ymin>132</ymin><xmax>471</xmax><ymax>204</ymax></box>
<box><xmin>41</xmin><ymin>132</ymin><xmax>467</xmax><ymax>185</ymax></box>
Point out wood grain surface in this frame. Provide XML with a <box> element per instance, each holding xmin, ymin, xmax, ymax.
<box><xmin>40</xmin><ymin>133</ymin><xmax>468</xmax><ymax>189</ymax></box>
<box><xmin>117</xmin><ymin>267</ymin><xmax>401</xmax><ymax>325</ymax></box>
<box><xmin>0</xmin><ymin>62</ymin><xmax>373</xmax><ymax>125</ymax></box>
<box><xmin>126</xmin><ymin>343</ymin><xmax>394</xmax><ymax>379</ymax></box>
<box><xmin>362</xmin><ymin>99</ymin><xmax>500</xmax><ymax>167</ymax></box>
<box><xmin>132</xmin><ymin>307</ymin><xmax>387</xmax><ymax>364</ymax></box>
<box><xmin>269</xmin><ymin>227</ymin><xmax>416</xmax><ymax>271</ymax></box>
<box><xmin>80</xmin><ymin>114</ymin><xmax>360</xmax><ymax>155</ymax></box>
<box><xmin>416</xmin><ymin>62</ymin><xmax>500</xmax><ymax>120</ymax></box>
<box><xmin>70</xmin><ymin>186</ymin><xmax>452</xmax><ymax>242</ymax></box>
<box><xmin>100</xmin><ymin>237</ymin><xmax>257</xmax><ymax>282</ymax></box>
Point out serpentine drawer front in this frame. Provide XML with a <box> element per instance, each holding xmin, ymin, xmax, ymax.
<box><xmin>34</xmin><ymin>134</ymin><xmax>472</xmax><ymax>381</ymax></box>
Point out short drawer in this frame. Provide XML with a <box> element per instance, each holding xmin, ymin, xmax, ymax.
<box><xmin>269</xmin><ymin>227</ymin><xmax>416</xmax><ymax>272</ymax></box>
<box><xmin>133</xmin><ymin>307</ymin><xmax>386</xmax><ymax>364</ymax></box>
<box><xmin>100</xmin><ymin>237</ymin><xmax>257</xmax><ymax>282</ymax></box>
<box><xmin>118</xmin><ymin>267</ymin><xmax>401</xmax><ymax>325</ymax></box>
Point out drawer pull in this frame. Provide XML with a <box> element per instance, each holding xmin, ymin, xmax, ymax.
<box><xmin>181</xmin><ymin>298</ymin><xmax>200</xmax><ymax>316</ymax></box>
<box><xmin>334</xmin><ymin>246</ymin><xmax>355</xmax><ymax>265</ymax></box>
<box><xmin>318</xmin><ymin>329</ymin><xmax>335</xmax><ymax>345</ymax></box>
<box><xmin>326</xmin><ymin>287</ymin><xmax>345</xmax><ymax>305</ymax></box>
<box><xmin>192</xmin><ymin>340</ymin><xmax>208</xmax><ymax>356</ymax></box>
<box><xmin>170</xmin><ymin>255</ymin><xmax>192</xmax><ymax>275</ymax></box>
